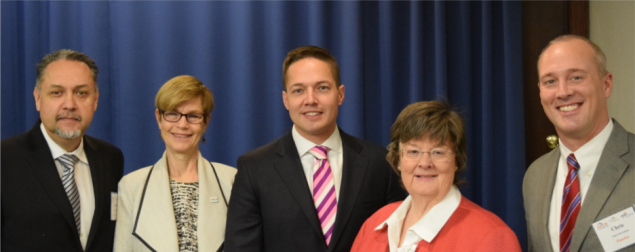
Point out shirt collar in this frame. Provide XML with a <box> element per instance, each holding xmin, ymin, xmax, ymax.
<box><xmin>375</xmin><ymin>185</ymin><xmax>462</xmax><ymax>244</ymax></box>
<box><xmin>291</xmin><ymin>125</ymin><xmax>342</xmax><ymax>156</ymax></box>
<box><xmin>40</xmin><ymin>123</ymin><xmax>88</xmax><ymax>164</ymax></box>
<box><xmin>558</xmin><ymin>119</ymin><xmax>613</xmax><ymax>170</ymax></box>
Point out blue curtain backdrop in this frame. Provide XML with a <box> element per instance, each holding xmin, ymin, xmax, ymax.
<box><xmin>1</xmin><ymin>1</ymin><xmax>526</xmax><ymax>249</ymax></box>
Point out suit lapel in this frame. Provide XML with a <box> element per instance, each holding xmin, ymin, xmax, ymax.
<box><xmin>539</xmin><ymin>149</ymin><xmax>560</xmax><ymax>252</ymax></box>
<box><xmin>83</xmin><ymin>136</ymin><xmax>105</xmax><ymax>250</ymax></box>
<box><xmin>133</xmin><ymin>154</ymin><xmax>180</xmax><ymax>251</ymax></box>
<box><xmin>25</xmin><ymin>123</ymin><xmax>80</xmax><ymax>240</ymax></box>
<box><xmin>272</xmin><ymin>133</ymin><xmax>324</xmax><ymax>240</ymax></box>
<box><xmin>570</xmin><ymin>122</ymin><xmax>630</xmax><ymax>252</ymax></box>
<box><xmin>328</xmin><ymin>130</ymin><xmax>365</xmax><ymax>251</ymax></box>
<box><xmin>198</xmin><ymin>154</ymin><xmax>227</xmax><ymax>252</ymax></box>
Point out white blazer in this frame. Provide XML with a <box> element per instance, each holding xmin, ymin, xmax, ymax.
<box><xmin>114</xmin><ymin>152</ymin><xmax>236</xmax><ymax>252</ymax></box>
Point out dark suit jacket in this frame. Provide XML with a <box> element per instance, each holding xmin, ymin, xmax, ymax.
<box><xmin>523</xmin><ymin>120</ymin><xmax>635</xmax><ymax>252</ymax></box>
<box><xmin>225</xmin><ymin>128</ymin><xmax>406</xmax><ymax>252</ymax></box>
<box><xmin>1</xmin><ymin>121</ymin><xmax>124</xmax><ymax>252</ymax></box>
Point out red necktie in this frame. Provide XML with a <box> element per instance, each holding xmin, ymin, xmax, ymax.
<box><xmin>560</xmin><ymin>153</ymin><xmax>581</xmax><ymax>252</ymax></box>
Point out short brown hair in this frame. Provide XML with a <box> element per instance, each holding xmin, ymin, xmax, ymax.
<box><xmin>36</xmin><ymin>49</ymin><xmax>99</xmax><ymax>90</ymax></box>
<box><xmin>155</xmin><ymin>75</ymin><xmax>214</xmax><ymax>123</ymax></box>
<box><xmin>538</xmin><ymin>34</ymin><xmax>609</xmax><ymax>77</ymax></box>
<box><xmin>386</xmin><ymin>101</ymin><xmax>467</xmax><ymax>186</ymax></box>
<box><xmin>282</xmin><ymin>45</ymin><xmax>341</xmax><ymax>91</ymax></box>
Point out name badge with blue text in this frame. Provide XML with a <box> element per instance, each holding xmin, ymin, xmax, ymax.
<box><xmin>592</xmin><ymin>206</ymin><xmax>635</xmax><ymax>252</ymax></box>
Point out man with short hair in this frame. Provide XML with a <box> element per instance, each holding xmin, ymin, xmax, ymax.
<box><xmin>225</xmin><ymin>45</ymin><xmax>406</xmax><ymax>252</ymax></box>
<box><xmin>2</xmin><ymin>49</ymin><xmax>124</xmax><ymax>251</ymax></box>
<box><xmin>523</xmin><ymin>35</ymin><xmax>634</xmax><ymax>252</ymax></box>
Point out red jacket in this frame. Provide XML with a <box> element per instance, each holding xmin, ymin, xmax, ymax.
<box><xmin>351</xmin><ymin>196</ymin><xmax>521</xmax><ymax>252</ymax></box>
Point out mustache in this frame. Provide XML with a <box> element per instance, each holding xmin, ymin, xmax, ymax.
<box><xmin>55</xmin><ymin>112</ymin><xmax>82</xmax><ymax>122</ymax></box>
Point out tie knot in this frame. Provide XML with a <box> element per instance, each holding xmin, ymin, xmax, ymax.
<box><xmin>58</xmin><ymin>154</ymin><xmax>79</xmax><ymax>172</ymax></box>
<box><xmin>567</xmin><ymin>153</ymin><xmax>580</xmax><ymax>171</ymax></box>
<box><xmin>309</xmin><ymin>145</ymin><xmax>329</xmax><ymax>160</ymax></box>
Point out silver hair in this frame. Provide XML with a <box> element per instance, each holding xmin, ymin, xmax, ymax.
<box><xmin>53</xmin><ymin>113</ymin><xmax>83</xmax><ymax>139</ymax></box>
<box><xmin>55</xmin><ymin>128</ymin><xmax>82</xmax><ymax>139</ymax></box>
<box><xmin>36</xmin><ymin>49</ymin><xmax>99</xmax><ymax>90</ymax></box>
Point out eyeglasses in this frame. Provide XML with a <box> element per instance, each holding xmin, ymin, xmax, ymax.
<box><xmin>400</xmin><ymin>148</ymin><xmax>454</xmax><ymax>163</ymax></box>
<box><xmin>160</xmin><ymin>110</ymin><xmax>205</xmax><ymax>124</ymax></box>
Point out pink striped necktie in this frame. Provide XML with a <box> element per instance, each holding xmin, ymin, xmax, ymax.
<box><xmin>560</xmin><ymin>153</ymin><xmax>581</xmax><ymax>252</ymax></box>
<box><xmin>310</xmin><ymin>145</ymin><xmax>337</xmax><ymax>245</ymax></box>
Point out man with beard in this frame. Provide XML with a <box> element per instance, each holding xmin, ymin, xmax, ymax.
<box><xmin>2</xmin><ymin>49</ymin><xmax>124</xmax><ymax>252</ymax></box>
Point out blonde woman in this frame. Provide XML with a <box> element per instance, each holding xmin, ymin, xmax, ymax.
<box><xmin>114</xmin><ymin>75</ymin><xmax>235</xmax><ymax>251</ymax></box>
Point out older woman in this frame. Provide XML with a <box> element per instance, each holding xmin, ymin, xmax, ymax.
<box><xmin>114</xmin><ymin>75</ymin><xmax>236</xmax><ymax>251</ymax></box>
<box><xmin>351</xmin><ymin>101</ymin><xmax>521</xmax><ymax>252</ymax></box>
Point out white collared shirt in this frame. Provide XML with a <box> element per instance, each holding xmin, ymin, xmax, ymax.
<box><xmin>374</xmin><ymin>185</ymin><xmax>461</xmax><ymax>252</ymax></box>
<box><xmin>291</xmin><ymin>125</ymin><xmax>343</xmax><ymax>200</ymax></box>
<box><xmin>41</xmin><ymin>123</ymin><xmax>95</xmax><ymax>251</ymax></box>
<box><xmin>548</xmin><ymin>119</ymin><xmax>614</xmax><ymax>252</ymax></box>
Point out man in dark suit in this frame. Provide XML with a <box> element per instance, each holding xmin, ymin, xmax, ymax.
<box><xmin>1</xmin><ymin>49</ymin><xmax>124</xmax><ymax>252</ymax></box>
<box><xmin>225</xmin><ymin>46</ymin><xmax>406</xmax><ymax>252</ymax></box>
<box><xmin>523</xmin><ymin>35</ymin><xmax>634</xmax><ymax>252</ymax></box>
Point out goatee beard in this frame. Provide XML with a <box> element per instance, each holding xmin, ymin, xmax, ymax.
<box><xmin>55</xmin><ymin>128</ymin><xmax>82</xmax><ymax>139</ymax></box>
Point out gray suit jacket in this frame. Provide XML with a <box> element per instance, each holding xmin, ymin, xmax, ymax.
<box><xmin>114</xmin><ymin>152</ymin><xmax>236</xmax><ymax>252</ymax></box>
<box><xmin>523</xmin><ymin>120</ymin><xmax>635</xmax><ymax>252</ymax></box>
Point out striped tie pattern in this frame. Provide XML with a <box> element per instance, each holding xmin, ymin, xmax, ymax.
<box><xmin>58</xmin><ymin>154</ymin><xmax>81</xmax><ymax>234</ymax></box>
<box><xmin>310</xmin><ymin>146</ymin><xmax>337</xmax><ymax>245</ymax></box>
<box><xmin>560</xmin><ymin>153</ymin><xmax>581</xmax><ymax>252</ymax></box>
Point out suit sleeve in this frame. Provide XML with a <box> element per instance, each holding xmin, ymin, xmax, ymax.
<box><xmin>385</xmin><ymin>167</ymin><xmax>406</xmax><ymax>203</ymax></box>
<box><xmin>379</xmin><ymin>151</ymin><xmax>406</xmax><ymax>204</ymax></box>
<box><xmin>113</xmin><ymin>178</ymin><xmax>134</xmax><ymax>252</ymax></box>
<box><xmin>224</xmin><ymin>156</ymin><xmax>263</xmax><ymax>252</ymax></box>
<box><xmin>116</xmin><ymin>149</ymin><xmax>125</xmax><ymax>180</ymax></box>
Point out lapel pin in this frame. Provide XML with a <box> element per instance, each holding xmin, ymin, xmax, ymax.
<box><xmin>210</xmin><ymin>197</ymin><xmax>219</xmax><ymax>203</ymax></box>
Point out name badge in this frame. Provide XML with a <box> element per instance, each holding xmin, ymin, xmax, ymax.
<box><xmin>592</xmin><ymin>205</ymin><xmax>635</xmax><ymax>252</ymax></box>
<box><xmin>111</xmin><ymin>192</ymin><xmax>118</xmax><ymax>221</ymax></box>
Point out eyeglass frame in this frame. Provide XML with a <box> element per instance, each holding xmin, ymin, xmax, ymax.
<box><xmin>159</xmin><ymin>110</ymin><xmax>207</xmax><ymax>124</ymax></box>
<box><xmin>400</xmin><ymin>148</ymin><xmax>455</xmax><ymax>163</ymax></box>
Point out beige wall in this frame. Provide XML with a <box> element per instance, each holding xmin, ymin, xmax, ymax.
<box><xmin>590</xmin><ymin>0</ymin><xmax>635</xmax><ymax>132</ymax></box>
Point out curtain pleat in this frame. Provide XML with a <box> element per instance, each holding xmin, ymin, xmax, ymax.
<box><xmin>1</xmin><ymin>1</ymin><xmax>526</xmax><ymax>249</ymax></box>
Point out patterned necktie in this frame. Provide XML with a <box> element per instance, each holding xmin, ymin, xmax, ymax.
<box><xmin>58</xmin><ymin>154</ymin><xmax>81</xmax><ymax>234</ymax></box>
<box><xmin>310</xmin><ymin>145</ymin><xmax>337</xmax><ymax>245</ymax></box>
<box><xmin>560</xmin><ymin>153</ymin><xmax>581</xmax><ymax>252</ymax></box>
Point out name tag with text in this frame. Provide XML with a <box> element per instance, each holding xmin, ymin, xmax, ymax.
<box><xmin>592</xmin><ymin>206</ymin><xmax>635</xmax><ymax>252</ymax></box>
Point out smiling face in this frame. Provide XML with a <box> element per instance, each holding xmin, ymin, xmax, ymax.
<box><xmin>399</xmin><ymin>137</ymin><xmax>456</xmax><ymax>200</ymax></box>
<box><xmin>156</xmin><ymin>96</ymin><xmax>208</xmax><ymax>155</ymax></box>
<box><xmin>34</xmin><ymin>60</ymin><xmax>99</xmax><ymax>149</ymax></box>
<box><xmin>538</xmin><ymin>38</ymin><xmax>613</xmax><ymax>150</ymax></box>
<box><xmin>282</xmin><ymin>57</ymin><xmax>345</xmax><ymax>144</ymax></box>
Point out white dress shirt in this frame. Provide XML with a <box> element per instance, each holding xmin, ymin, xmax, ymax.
<box><xmin>41</xmin><ymin>123</ymin><xmax>95</xmax><ymax>250</ymax></box>
<box><xmin>291</xmin><ymin>125</ymin><xmax>343</xmax><ymax>200</ymax></box>
<box><xmin>374</xmin><ymin>185</ymin><xmax>461</xmax><ymax>252</ymax></box>
<box><xmin>548</xmin><ymin>119</ymin><xmax>613</xmax><ymax>252</ymax></box>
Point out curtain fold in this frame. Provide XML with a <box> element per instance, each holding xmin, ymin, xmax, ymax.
<box><xmin>1</xmin><ymin>1</ymin><xmax>526</xmax><ymax>249</ymax></box>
